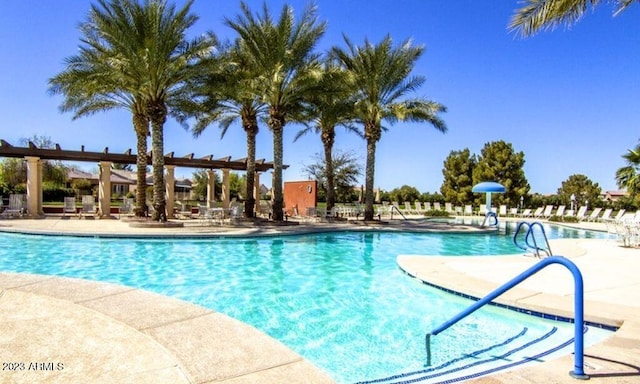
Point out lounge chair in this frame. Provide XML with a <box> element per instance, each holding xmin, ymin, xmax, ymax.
<box><xmin>542</xmin><ymin>205</ymin><xmax>554</xmax><ymax>218</ymax></box>
<box><xmin>414</xmin><ymin>201</ymin><xmax>425</xmax><ymax>215</ymax></box>
<box><xmin>574</xmin><ymin>206</ymin><xmax>588</xmax><ymax>220</ymax></box>
<box><xmin>424</xmin><ymin>202</ymin><xmax>432</xmax><ymax>212</ymax></box>
<box><xmin>584</xmin><ymin>207</ymin><xmax>602</xmax><ymax>222</ymax></box>
<box><xmin>62</xmin><ymin>196</ymin><xmax>77</xmax><ymax>218</ymax></box>
<box><xmin>433</xmin><ymin>202</ymin><xmax>442</xmax><ymax>211</ymax></box>
<box><xmin>509</xmin><ymin>208</ymin><xmax>519</xmax><ymax>217</ymax></box>
<box><xmin>555</xmin><ymin>205</ymin><xmax>566</xmax><ymax>217</ymax></box>
<box><xmin>532</xmin><ymin>207</ymin><xmax>544</xmax><ymax>218</ymax></box>
<box><xmin>476</xmin><ymin>204</ymin><xmax>487</xmax><ymax>216</ymax></box>
<box><xmin>444</xmin><ymin>202</ymin><xmax>454</xmax><ymax>213</ymax></box>
<box><xmin>520</xmin><ymin>208</ymin><xmax>532</xmax><ymax>218</ymax></box>
<box><xmin>0</xmin><ymin>194</ymin><xmax>26</xmax><ymax>218</ymax></box>
<box><xmin>80</xmin><ymin>195</ymin><xmax>97</xmax><ymax>219</ymax></box>
<box><xmin>498</xmin><ymin>205</ymin><xmax>507</xmax><ymax>216</ymax></box>
<box><xmin>596</xmin><ymin>208</ymin><xmax>612</xmax><ymax>222</ymax></box>
<box><xmin>612</xmin><ymin>209</ymin><xmax>626</xmax><ymax>221</ymax></box>
<box><xmin>403</xmin><ymin>201</ymin><xmax>416</xmax><ymax>215</ymax></box>
<box><xmin>463</xmin><ymin>205</ymin><xmax>473</xmax><ymax>216</ymax></box>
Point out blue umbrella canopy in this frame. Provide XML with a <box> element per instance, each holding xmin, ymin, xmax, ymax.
<box><xmin>472</xmin><ymin>181</ymin><xmax>506</xmax><ymax>193</ymax></box>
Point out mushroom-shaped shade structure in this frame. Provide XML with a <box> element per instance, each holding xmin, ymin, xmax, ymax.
<box><xmin>472</xmin><ymin>181</ymin><xmax>506</xmax><ymax>212</ymax></box>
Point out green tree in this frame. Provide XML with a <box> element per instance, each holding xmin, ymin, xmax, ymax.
<box><xmin>388</xmin><ymin>185</ymin><xmax>421</xmax><ymax>204</ymax></box>
<box><xmin>557</xmin><ymin>174</ymin><xmax>602</xmax><ymax>209</ymax></box>
<box><xmin>48</xmin><ymin>1</ymin><xmax>151</xmax><ymax>217</ymax></box>
<box><xmin>472</xmin><ymin>140</ymin><xmax>530</xmax><ymax>206</ymax></box>
<box><xmin>440</xmin><ymin>148</ymin><xmax>476</xmax><ymax>205</ymax></box>
<box><xmin>332</xmin><ymin>35</ymin><xmax>447</xmax><ymax>220</ymax></box>
<box><xmin>303</xmin><ymin>150</ymin><xmax>362</xmax><ymax>203</ymax></box>
<box><xmin>191</xmin><ymin>169</ymin><xmax>220</xmax><ymax>201</ymax></box>
<box><xmin>510</xmin><ymin>0</ymin><xmax>636</xmax><ymax>37</ymax></box>
<box><xmin>225</xmin><ymin>2</ymin><xmax>326</xmax><ymax>221</ymax></box>
<box><xmin>180</xmin><ymin>40</ymin><xmax>266</xmax><ymax>218</ymax></box>
<box><xmin>295</xmin><ymin>61</ymin><xmax>360</xmax><ymax>212</ymax></box>
<box><xmin>616</xmin><ymin>143</ymin><xmax>640</xmax><ymax>196</ymax></box>
<box><xmin>59</xmin><ymin>0</ymin><xmax>214</xmax><ymax>221</ymax></box>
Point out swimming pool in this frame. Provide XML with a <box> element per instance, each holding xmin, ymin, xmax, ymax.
<box><xmin>0</xmin><ymin>222</ymin><xmax>613</xmax><ymax>382</ymax></box>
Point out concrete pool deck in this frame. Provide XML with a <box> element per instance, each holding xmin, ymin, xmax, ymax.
<box><xmin>0</xmin><ymin>216</ymin><xmax>638</xmax><ymax>383</ymax></box>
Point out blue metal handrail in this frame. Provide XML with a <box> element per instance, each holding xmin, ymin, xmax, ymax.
<box><xmin>513</xmin><ymin>221</ymin><xmax>552</xmax><ymax>257</ymax></box>
<box><xmin>481</xmin><ymin>211</ymin><xmax>498</xmax><ymax>227</ymax></box>
<box><xmin>425</xmin><ymin>256</ymin><xmax>589</xmax><ymax>380</ymax></box>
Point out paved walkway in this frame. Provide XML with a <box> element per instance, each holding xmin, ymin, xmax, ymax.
<box><xmin>0</xmin><ymin>216</ymin><xmax>638</xmax><ymax>383</ymax></box>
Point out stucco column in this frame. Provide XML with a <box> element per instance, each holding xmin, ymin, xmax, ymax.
<box><xmin>206</xmin><ymin>169</ymin><xmax>215</xmax><ymax>208</ymax></box>
<box><xmin>98</xmin><ymin>161</ymin><xmax>112</xmax><ymax>218</ymax></box>
<box><xmin>165</xmin><ymin>165</ymin><xmax>175</xmax><ymax>219</ymax></box>
<box><xmin>254</xmin><ymin>172</ymin><xmax>261</xmax><ymax>214</ymax></box>
<box><xmin>37</xmin><ymin>160</ymin><xmax>44</xmax><ymax>215</ymax></box>
<box><xmin>25</xmin><ymin>156</ymin><xmax>41</xmax><ymax>217</ymax></box>
<box><xmin>221</xmin><ymin>168</ymin><xmax>230</xmax><ymax>210</ymax></box>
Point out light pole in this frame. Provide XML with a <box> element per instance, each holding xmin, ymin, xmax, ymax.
<box><xmin>520</xmin><ymin>195</ymin><xmax>524</xmax><ymax>209</ymax></box>
<box><xmin>570</xmin><ymin>193</ymin><xmax>575</xmax><ymax>212</ymax></box>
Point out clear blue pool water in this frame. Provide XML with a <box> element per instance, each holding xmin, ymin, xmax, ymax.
<box><xmin>0</xmin><ymin>221</ymin><xmax>613</xmax><ymax>383</ymax></box>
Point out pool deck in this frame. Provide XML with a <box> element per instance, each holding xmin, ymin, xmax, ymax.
<box><xmin>0</xmin><ymin>216</ymin><xmax>639</xmax><ymax>383</ymax></box>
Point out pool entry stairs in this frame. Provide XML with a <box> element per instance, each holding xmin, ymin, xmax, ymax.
<box><xmin>359</xmin><ymin>256</ymin><xmax>589</xmax><ymax>384</ymax></box>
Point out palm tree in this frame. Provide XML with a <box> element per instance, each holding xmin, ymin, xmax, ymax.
<box><xmin>294</xmin><ymin>62</ymin><xmax>360</xmax><ymax>213</ymax></box>
<box><xmin>180</xmin><ymin>42</ymin><xmax>268</xmax><ymax>218</ymax></box>
<box><xmin>49</xmin><ymin>18</ymin><xmax>150</xmax><ymax>217</ymax></box>
<box><xmin>332</xmin><ymin>35</ymin><xmax>447</xmax><ymax>221</ymax></box>
<box><xmin>616</xmin><ymin>143</ymin><xmax>640</xmax><ymax>196</ymax></box>
<box><xmin>85</xmin><ymin>0</ymin><xmax>214</xmax><ymax>221</ymax></box>
<box><xmin>225</xmin><ymin>2</ymin><xmax>326</xmax><ymax>221</ymax></box>
<box><xmin>510</xmin><ymin>0</ymin><xmax>637</xmax><ymax>36</ymax></box>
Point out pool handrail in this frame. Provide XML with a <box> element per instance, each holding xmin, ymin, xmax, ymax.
<box><xmin>425</xmin><ymin>256</ymin><xmax>589</xmax><ymax>380</ymax></box>
<box><xmin>513</xmin><ymin>221</ymin><xmax>552</xmax><ymax>257</ymax></box>
<box><xmin>389</xmin><ymin>204</ymin><xmax>407</xmax><ymax>220</ymax></box>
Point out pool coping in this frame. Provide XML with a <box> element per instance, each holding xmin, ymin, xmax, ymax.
<box><xmin>0</xmin><ymin>272</ymin><xmax>336</xmax><ymax>384</ymax></box>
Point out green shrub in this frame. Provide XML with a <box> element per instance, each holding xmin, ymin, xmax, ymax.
<box><xmin>426</xmin><ymin>209</ymin><xmax>450</xmax><ymax>217</ymax></box>
<box><xmin>548</xmin><ymin>215</ymin><xmax>579</xmax><ymax>223</ymax></box>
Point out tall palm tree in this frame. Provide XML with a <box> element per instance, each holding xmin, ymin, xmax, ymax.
<box><xmin>49</xmin><ymin>20</ymin><xmax>150</xmax><ymax>217</ymax></box>
<box><xmin>85</xmin><ymin>0</ymin><xmax>214</xmax><ymax>221</ymax></box>
<box><xmin>225</xmin><ymin>2</ymin><xmax>326</xmax><ymax>221</ymax></box>
<box><xmin>179</xmin><ymin>42</ymin><xmax>268</xmax><ymax>218</ymax></box>
<box><xmin>616</xmin><ymin>143</ymin><xmax>640</xmax><ymax>196</ymax></box>
<box><xmin>294</xmin><ymin>62</ymin><xmax>360</xmax><ymax>213</ymax></box>
<box><xmin>332</xmin><ymin>35</ymin><xmax>447</xmax><ymax>221</ymax></box>
<box><xmin>510</xmin><ymin>0</ymin><xmax>637</xmax><ymax>36</ymax></box>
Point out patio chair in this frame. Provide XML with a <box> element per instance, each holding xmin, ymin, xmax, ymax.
<box><xmin>1</xmin><ymin>194</ymin><xmax>26</xmax><ymax>218</ymax></box>
<box><xmin>62</xmin><ymin>196</ymin><xmax>77</xmax><ymax>218</ymax></box>
<box><xmin>424</xmin><ymin>202</ymin><xmax>432</xmax><ymax>212</ymax></box>
<box><xmin>433</xmin><ymin>202</ymin><xmax>442</xmax><ymax>211</ymax></box>
<box><xmin>498</xmin><ymin>205</ymin><xmax>507</xmax><ymax>216</ymax></box>
<box><xmin>403</xmin><ymin>201</ymin><xmax>416</xmax><ymax>215</ymax></box>
<box><xmin>463</xmin><ymin>205</ymin><xmax>473</xmax><ymax>216</ymax></box>
<box><xmin>596</xmin><ymin>208</ymin><xmax>612</xmax><ymax>222</ymax></box>
<box><xmin>555</xmin><ymin>205</ymin><xmax>566</xmax><ymax>217</ymax></box>
<box><xmin>80</xmin><ymin>195</ymin><xmax>97</xmax><ymax>219</ymax></box>
<box><xmin>542</xmin><ymin>205</ymin><xmax>554</xmax><ymax>218</ymax></box>
<box><xmin>120</xmin><ymin>197</ymin><xmax>134</xmax><ymax>218</ymax></box>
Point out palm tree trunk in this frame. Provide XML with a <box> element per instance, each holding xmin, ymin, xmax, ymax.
<box><xmin>244</xmin><ymin>123</ymin><xmax>257</xmax><ymax>218</ymax></box>
<box><xmin>322</xmin><ymin>129</ymin><xmax>336</xmax><ymax>213</ymax></box>
<box><xmin>133</xmin><ymin>112</ymin><xmax>148</xmax><ymax>217</ymax></box>
<box><xmin>269</xmin><ymin>108</ymin><xmax>285</xmax><ymax>221</ymax></box>
<box><xmin>364</xmin><ymin>138</ymin><xmax>376</xmax><ymax>221</ymax></box>
<box><xmin>148</xmin><ymin>102</ymin><xmax>167</xmax><ymax>222</ymax></box>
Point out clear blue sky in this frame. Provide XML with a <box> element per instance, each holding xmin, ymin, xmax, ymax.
<box><xmin>1</xmin><ymin>1</ymin><xmax>638</xmax><ymax>194</ymax></box>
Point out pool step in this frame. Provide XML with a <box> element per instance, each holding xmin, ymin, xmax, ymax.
<box><xmin>356</xmin><ymin>325</ymin><xmax>583</xmax><ymax>384</ymax></box>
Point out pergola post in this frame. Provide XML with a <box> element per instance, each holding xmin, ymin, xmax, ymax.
<box><xmin>206</xmin><ymin>169</ymin><xmax>215</xmax><ymax>208</ymax></box>
<box><xmin>25</xmin><ymin>156</ymin><xmax>42</xmax><ymax>218</ymax></box>
<box><xmin>165</xmin><ymin>165</ymin><xmax>175</xmax><ymax>219</ymax></box>
<box><xmin>98</xmin><ymin>161</ymin><xmax>112</xmax><ymax>218</ymax></box>
<box><xmin>254</xmin><ymin>172</ymin><xmax>261</xmax><ymax>215</ymax></box>
<box><xmin>37</xmin><ymin>159</ymin><xmax>44</xmax><ymax>215</ymax></box>
<box><xmin>221</xmin><ymin>168</ymin><xmax>230</xmax><ymax>210</ymax></box>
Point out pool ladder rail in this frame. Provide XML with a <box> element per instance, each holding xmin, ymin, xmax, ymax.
<box><xmin>513</xmin><ymin>221</ymin><xmax>553</xmax><ymax>257</ymax></box>
<box><xmin>424</xmin><ymin>256</ymin><xmax>589</xmax><ymax>381</ymax></box>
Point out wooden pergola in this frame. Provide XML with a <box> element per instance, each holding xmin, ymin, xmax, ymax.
<box><xmin>0</xmin><ymin>139</ymin><xmax>283</xmax><ymax>218</ymax></box>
